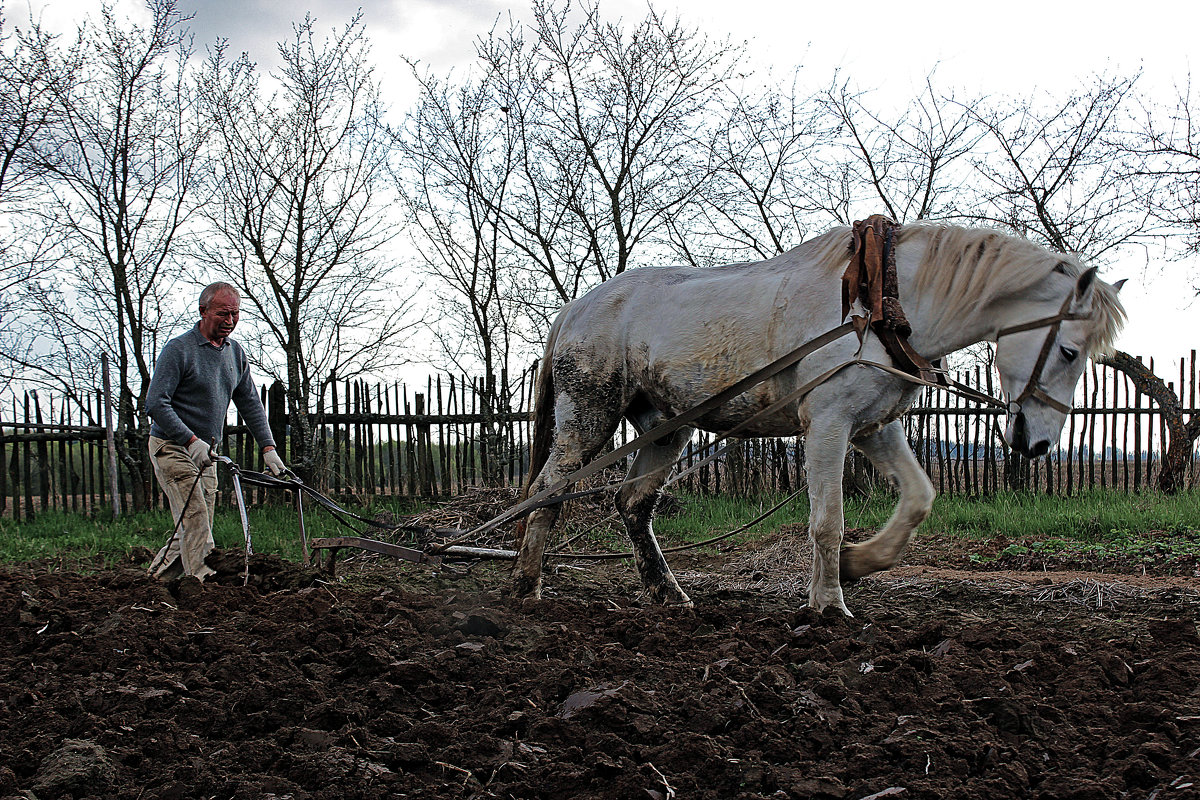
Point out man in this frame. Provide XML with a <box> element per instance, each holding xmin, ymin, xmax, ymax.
<box><xmin>145</xmin><ymin>282</ymin><xmax>286</xmax><ymax>581</ymax></box>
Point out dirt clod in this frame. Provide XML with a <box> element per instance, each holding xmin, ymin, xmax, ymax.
<box><xmin>32</xmin><ymin>739</ymin><xmax>114</xmax><ymax>797</ymax></box>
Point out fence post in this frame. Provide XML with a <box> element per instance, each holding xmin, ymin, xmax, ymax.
<box><xmin>101</xmin><ymin>353</ymin><xmax>122</xmax><ymax>517</ymax></box>
<box><xmin>268</xmin><ymin>380</ymin><xmax>287</xmax><ymax>462</ymax></box>
<box><xmin>32</xmin><ymin>391</ymin><xmax>50</xmax><ymax>512</ymax></box>
<box><xmin>415</xmin><ymin>393</ymin><xmax>435</xmax><ymax>497</ymax></box>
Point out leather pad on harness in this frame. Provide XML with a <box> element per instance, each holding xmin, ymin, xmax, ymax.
<box><xmin>842</xmin><ymin>215</ymin><xmax>944</xmax><ymax>386</ymax></box>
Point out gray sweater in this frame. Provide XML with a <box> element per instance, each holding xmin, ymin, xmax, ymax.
<box><xmin>146</xmin><ymin>325</ymin><xmax>276</xmax><ymax>450</ymax></box>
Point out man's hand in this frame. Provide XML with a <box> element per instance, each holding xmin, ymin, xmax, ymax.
<box><xmin>186</xmin><ymin>438</ymin><xmax>215</xmax><ymax>471</ymax></box>
<box><xmin>263</xmin><ymin>449</ymin><xmax>287</xmax><ymax>477</ymax></box>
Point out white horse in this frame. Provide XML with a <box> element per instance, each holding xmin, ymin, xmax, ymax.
<box><xmin>512</xmin><ymin>222</ymin><xmax>1126</xmax><ymax>614</ymax></box>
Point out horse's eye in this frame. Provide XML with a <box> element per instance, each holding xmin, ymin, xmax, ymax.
<box><xmin>1060</xmin><ymin>346</ymin><xmax>1079</xmax><ymax>362</ymax></box>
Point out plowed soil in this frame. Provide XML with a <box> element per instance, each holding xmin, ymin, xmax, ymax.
<box><xmin>2</xmin><ymin>529</ymin><xmax>1199</xmax><ymax>800</ymax></box>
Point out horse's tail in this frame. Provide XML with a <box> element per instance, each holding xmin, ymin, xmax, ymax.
<box><xmin>521</xmin><ymin>315</ymin><xmax>562</xmax><ymax>502</ymax></box>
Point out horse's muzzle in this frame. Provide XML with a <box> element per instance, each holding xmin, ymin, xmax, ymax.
<box><xmin>1009</xmin><ymin>412</ymin><xmax>1050</xmax><ymax>459</ymax></box>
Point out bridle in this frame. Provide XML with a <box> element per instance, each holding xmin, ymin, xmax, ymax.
<box><xmin>994</xmin><ymin>292</ymin><xmax>1090</xmax><ymax>416</ymax></box>
<box><xmin>844</xmin><ymin>216</ymin><xmax>1094</xmax><ymax>419</ymax></box>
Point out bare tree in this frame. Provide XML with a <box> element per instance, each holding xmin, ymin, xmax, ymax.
<box><xmin>0</xmin><ymin>11</ymin><xmax>65</xmax><ymax>394</ymax></box>
<box><xmin>966</xmin><ymin>73</ymin><xmax>1153</xmax><ymax>261</ymax></box>
<box><xmin>400</xmin><ymin>1</ymin><xmax>745</xmax><ymax>394</ymax></box>
<box><xmin>395</xmin><ymin>64</ymin><xmax>527</xmax><ymax>395</ymax></box>
<box><xmin>474</xmin><ymin>19</ymin><xmax>599</xmax><ymax>323</ymax></box>
<box><xmin>666</xmin><ymin>75</ymin><xmax>830</xmax><ymax>264</ymax></box>
<box><xmin>815</xmin><ymin>73</ymin><xmax>984</xmax><ymax>224</ymax></box>
<box><xmin>1132</xmin><ymin>75</ymin><xmax>1200</xmax><ymax>274</ymax></box>
<box><xmin>528</xmin><ymin>0</ymin><xmax>740</xmax><ymax>278</ymax></box>
<box><xmin>1118</xmin><ymin>74</ymin><xmax>1200</xmax><ymax>489</ymax></box>
<box><xmin>14</xmin><ymin>0</ymin><xmax>203</xmax><ymax>509</ymax></box>
<box><xmin>0</xmin><ymin>11</ymin><xmax>57</xmax><ymax>210</ymax></box>
<box><xmin>197</xmin><ymin>12</ymin><xmax>418</xmax><ymax>477</ymax></box>
<box><xmin>396</xmin><ymin>27</ymin><xmax>573</xmax><ymax>484</ymax></box>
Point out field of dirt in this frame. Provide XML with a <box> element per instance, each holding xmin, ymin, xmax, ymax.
<box><xmin>2</xmin><ymin>526</ymin><xmax>1199</xmax><ymax>800</ymax></box>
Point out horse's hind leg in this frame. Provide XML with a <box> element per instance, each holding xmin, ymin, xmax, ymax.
<box><xmin>841</xmin><ymin>420</ymin><xmax>934</xmax><ymax>580</ymax></box>
<box><xmin>512</xmin><ymin>391</ymin><xmax>621</xmax><ymax>600</ymax></box>
<box><xmin>615</xmin><ymin>426</ymin><xmax>694</xmax><ymax>607</ymax></box>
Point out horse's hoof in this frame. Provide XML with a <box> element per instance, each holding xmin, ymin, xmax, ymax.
<box><xmin>807</xmin><ymin>590</ymin><xmax>854</xmax><ymax>617</ymax></box>
<box><xmin>839</xmin><ymin>544</ymin><xmax>886</xmax><ymax>582</ymax></box>
<box><xmin>510</xmin><ymin>575</ymin><xmax>543</xmax><ymax>600</ymax></box>
<box><xmin>808</xmin><ymin>600</ymin><xmax>854</xmax><ymax>618</ymax></box>
<box><xmin>640</xmin><ymin>585</ymin><xmax>693</xmax><ymax>608</ymax></box>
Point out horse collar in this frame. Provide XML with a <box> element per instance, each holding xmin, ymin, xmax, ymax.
<box><xmin>843</xmin><ymin>215</ymin><xmax>945</xmax><ymax>386</ymax></box>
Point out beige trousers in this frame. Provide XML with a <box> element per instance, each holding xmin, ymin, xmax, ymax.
<box><xmin>147</xmin><ymin>436</ymin><xmax>218</xmax><ymax>580</ymax></box>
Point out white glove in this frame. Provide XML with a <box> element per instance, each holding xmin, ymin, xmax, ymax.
<box><xmin>186</xmin><ymin>438</ymin><xmax>214</xmax><ymax>471</ymax></box>
<box><xmin>263</xmin><ymin>449</ymin><xmax>287</xmax><ymax>477</ymax></box>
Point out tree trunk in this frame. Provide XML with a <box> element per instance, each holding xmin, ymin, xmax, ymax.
<box><xmin>1101</xmin><ymin>350</ymin><xmax>1197</xmax><ymax>493</ymax></box>
<box><xmin>285</xmin><ymin>349</ymin><xmax>314</xmax><ymax>484</ymax></box>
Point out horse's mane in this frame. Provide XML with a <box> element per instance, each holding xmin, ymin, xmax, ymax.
<box><xmin>789</xmin><ymin>224</ymin><xmax>856</xmax><ymax>279</ymax></box>
<box><xmin>897</xmin><ymin>223</ymin><xmax>1126</xmax><ymax>356</ymax></box>
<box><xmin>786</xmin><ymin>222</ymin><xmax>1124</xmax><ymax>355</ymax></box>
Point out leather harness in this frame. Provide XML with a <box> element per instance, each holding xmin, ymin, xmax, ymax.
<box><xmin>843</xmin><ymin>215</ymin><xmax>945</xmax><ymax>385</ymax></box>
<box><xmin>844</xmin><ymin>214</ymin><xmax>1088</xmax><ymax>417</ymax></box>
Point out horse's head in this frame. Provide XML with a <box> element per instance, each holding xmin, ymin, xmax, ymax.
<box><xmin>995</xmin><ymin>265</ymin><xmax>1126</xmax><ymax>458</ymax></box>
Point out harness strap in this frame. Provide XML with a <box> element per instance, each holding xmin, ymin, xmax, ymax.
<box><xmin>875</xmin><ymin>326</ymin><xmax>949</xmax><ymax>387</ymax></box>
<box><xmin>1016</xmin><ymin>386</ymin><xmax>1073</xmax><ymax>416</ymax></box>
<box><xmin>996</xmin><ymin>308</ymin><xmax>1090</xmax><ymax>338</ymax></box>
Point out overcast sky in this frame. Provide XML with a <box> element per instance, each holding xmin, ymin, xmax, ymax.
<box><xmin>15</xmin><ymin>0</ymin><xmax>1200</xmax><ymax>367</ymax></box>
<box><xmin>23</xmin><ymin>0</ymin><xmax>1197</xmax><ymax>102</ymax></box>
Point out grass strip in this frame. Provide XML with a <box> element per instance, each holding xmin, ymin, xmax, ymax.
<box><xmin>1</xmin><ymin>488</ymin><xmax>1197</xmax><ymax>567</ymax></box>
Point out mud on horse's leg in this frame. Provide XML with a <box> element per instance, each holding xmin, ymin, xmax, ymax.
<box><xmin>511</xmin><ymin>472</ymin><xmax>570</xmax><ymax>600</ymax></box>
<box><xmin>512</xmin><ymin>385</ymin><xmax>623</xmax><ymax>599</ymax></box>
<box><xmin>615</xmin><ymin>428</ymin><xmax>694</xmax><ymax>607</ymax></box>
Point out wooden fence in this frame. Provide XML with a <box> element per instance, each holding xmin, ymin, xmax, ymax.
<box><xmin>2</xmin><ymin>353</ymin><xmax>1198</xmax><ymax>520</ymax></box>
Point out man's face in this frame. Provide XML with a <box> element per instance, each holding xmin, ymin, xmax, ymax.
<box><xmin>198</xmin><ymin>290</ymin><xmax>240</xmax><ymax>344</ymax></box>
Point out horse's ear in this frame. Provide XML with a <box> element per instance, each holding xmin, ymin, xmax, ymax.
<box><xmin>1070</xmin><ymin>266</ymin><xmax>1098</xmax><ymax>314</ymax></box>
<box><xmin>1113</xmin><ymin>278</ymin><xmax>1127</xmax><ymax>293</ymax></box>
<box><xmin>1075</xmin><ymin>266</ymin><xmax>1097</xmax><ymax>295</ymax></box>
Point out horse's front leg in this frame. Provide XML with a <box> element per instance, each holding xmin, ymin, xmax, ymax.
<box><xmin>841</xmin><ymin>420</ymin><xmax>935</xmax><ymax>580</ymax></box>
<box><xmin>804</xmin><ymin>415</ymin><xmax>853</xmax><ymax>615</ymax></box>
